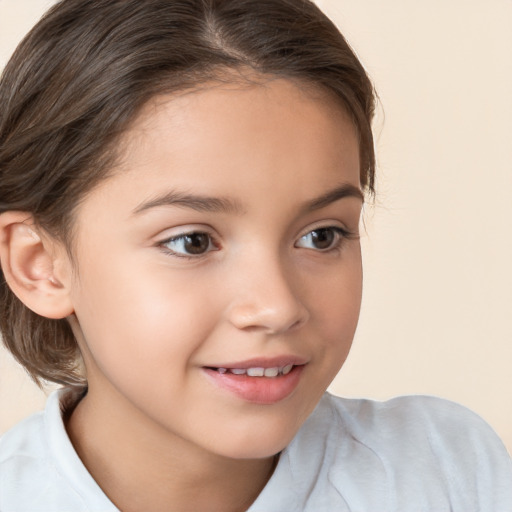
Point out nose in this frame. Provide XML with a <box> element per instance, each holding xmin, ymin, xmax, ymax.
<box><xmin>226</xmin><ymin>251</ymin><xmax>309</xmax><ymax>335</ymax></box>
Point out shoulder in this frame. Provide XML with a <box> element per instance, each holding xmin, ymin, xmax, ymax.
<box><xmin>283</xmin><ymin>393</ymin><xmax>512</xmax><ymax>511</ymax></box>
<box><xmin>0</xmin><ymin>390</ymin><xmax>108</xmax><ymax>511</ymax></box>
<box><xmin>0</xmin><ymin>408</ymin><xmax>46</xmax><ymax>463</ymax></box>
<box><xmin>0</xmin><ymin>404</ymin><xmax>76</xmax><ymax>511</ymax></box>
<box><xmin>320</xmin><ymin>393</ymin><xmax>511</xmax><ymax>468</ymax></box>
<box><xmin>325</xmin><ymin>392</ymin><xmax>500</xmax><ymax>437</ymax></box>
<box><xmin>325</xmin><ymin>393</ymin><xmax>509</xmax><ymax>455</ymax></box>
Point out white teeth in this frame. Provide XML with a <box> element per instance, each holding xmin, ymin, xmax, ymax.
<box><xmin>282</xmin><ymin>364</ymin><xmax>293</xmax><ymax>375</ymax></box>
<box><xmin>246</xmin><ymin>367</ymin><xmax>265</xmax><ymax>377</ymax></box>
<box><xmin>264</xmin><ymin>367</ymin><xmax>279</xmax><ymax>377</ymax></box>
<box><xmin>215</xmin><ymin>364</ymin><xmax>296</xmax><ymax>377</ymax></box>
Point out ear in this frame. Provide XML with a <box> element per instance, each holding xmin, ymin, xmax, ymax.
<box><xmin>0</xmin><ymin>212</ymin><xmax>74</xmax><ymax>319</ymax></box>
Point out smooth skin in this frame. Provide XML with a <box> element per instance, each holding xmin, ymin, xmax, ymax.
<box><xmin>0</xmin><ymin>77</ymin><xmax>363</xmax><ymax>511</ymax></box>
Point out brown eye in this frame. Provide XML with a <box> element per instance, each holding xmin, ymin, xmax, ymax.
<box><xmin>296</xmin><ymin>226</ymin><xmax>347</xmax><ymax>251</ymax></box>
<box><xmin>161</xmin><ymin>232</ymin><xmax>214</xmax><ymax>257</ymax></box>
<box><xmin>310</xmin><ymin>228</ymin><xmax>335</xmax><ymax>249</ymax></box>
<box><xmin>183</xmin><ymin>233</ymin><xmax>210</xmax><ymax>254</ymax></box>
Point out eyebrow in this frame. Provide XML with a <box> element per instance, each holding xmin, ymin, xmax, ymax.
<box><xmin>302</xmin><ymin>183</ymin><xmax>364</xmax><ymax>212</ymax></box>
<box><xmin>131</xmin><ymin>183</ymin><xmax>363</xmax><ymax>216</ymax></box>
<box><xmin>132</xmin><ymin>191</ymin><xmax>245</xmax><ymax>216</ymax></box>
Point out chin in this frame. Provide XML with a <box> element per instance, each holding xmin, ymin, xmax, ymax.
<box><xmin>208</xmin><ymin>418</ymin><xmax>303</xmax><ymax>461</ymax></box>
<box><xmin>221</xmin><ymin>441</ymin><xmax>289</xmax><ymax>461</ymax></box>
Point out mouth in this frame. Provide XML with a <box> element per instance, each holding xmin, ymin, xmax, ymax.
<box><xmin>205</xmin><ymin>364</ymin><xmax>295</xmax><ymax>378</ymax></box>
<box><xmin>202</xmin><ymin>360</ymin><xmax>306</xmax><ymax>404</ymax></box>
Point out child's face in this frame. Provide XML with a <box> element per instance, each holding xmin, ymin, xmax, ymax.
<box><xmin>64</xmin><ymin>77</ymin><xmax>363</xmax><ymax>459</ymax></box>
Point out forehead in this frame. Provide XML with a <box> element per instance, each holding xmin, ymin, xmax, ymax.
<box><xmin>76</xmin><ymin>77</ymin><xmax>360</xmax><ymax>223</ymax></box>
<box><xmin>124</xmin><ymin>78</ymin><xmax>357</xmax><ymax>175</ymax></box>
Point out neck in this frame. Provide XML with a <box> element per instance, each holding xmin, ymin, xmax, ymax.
<box><xmin>65</xmin><ymin>384</ymin><xmax>277</xmax><ymax>512</ymax></box>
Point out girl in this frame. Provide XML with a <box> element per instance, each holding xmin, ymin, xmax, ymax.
<box><xmin>0</xmin><ymin>1</ymin><xmax>510</xmax><ymax>511</ymax></box>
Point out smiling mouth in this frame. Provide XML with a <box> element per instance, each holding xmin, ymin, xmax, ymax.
<box><xmin>203</xmin><ymin>363</ymin><xmax>304</xmax><ymax>404</ymax></box>
<box><xmin>206</xmin><ymin>364</ymin><xmax>294</xmax><ymax>378</ymax></box>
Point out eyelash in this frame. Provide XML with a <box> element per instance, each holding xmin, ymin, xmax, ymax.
<box><xmin>296</xmin><ymin>226</ymin><xmax>352</xmax><ymax>254</ymax></box>
<box><xmin>158</xmin><ymin>226</ymin><xmax>354</xmax><ymax>260</ymax></box>
<box><xmin>159</xmin><ymin>231</ymin><xmax>219</xmax><ymax>259</ymax></box>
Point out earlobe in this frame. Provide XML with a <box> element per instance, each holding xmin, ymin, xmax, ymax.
<box><xmin>0</xmin><ymin>211</ymin><xmax>74</xmax><ymax>319</ymax></box>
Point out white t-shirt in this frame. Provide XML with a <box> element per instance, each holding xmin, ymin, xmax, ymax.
<box><xmin>1</xmin><ymin>390</ymin><xmax>511</xmax><ymax>511</ymax></box>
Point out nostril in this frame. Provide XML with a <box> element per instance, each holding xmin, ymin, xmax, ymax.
<box><xmin>289</xmin><ymin>316</ymin><xmax>306</xmax><ymax>331</ymax></box>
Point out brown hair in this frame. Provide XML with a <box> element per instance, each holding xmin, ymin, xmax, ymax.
<box><xmin>0</xmin><ymin>0</ymin><xmax>376</xmax><ymax>387</ymax></box>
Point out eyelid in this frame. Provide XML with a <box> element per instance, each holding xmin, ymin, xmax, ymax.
<box><xmin>297</xmin><ymin>220</ymin><xmax>357</xmax><ymax>239</ymax></box>
<box><xmin>294</xmin><ymin>224</ymin><xmax>357</xmax><ymax>252</ymax></box>
<box><xmin>155</xmin><ymin>224</ymin><xmax>216</xmax><ymax>243</ymax></box>
<box><xmin>157</xmin><ymin>227</ymin><xmax>220</xmax><ymax>259</ymax></box>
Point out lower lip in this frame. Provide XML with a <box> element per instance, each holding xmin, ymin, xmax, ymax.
<box><xmin>203</xmin><ymin>365</ymin><xmax>304</xmax><ymax>405</ymax></box>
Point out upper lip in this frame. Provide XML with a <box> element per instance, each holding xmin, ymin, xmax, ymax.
<box><xmin>204</xmin><ymin>355</ymin><xmax>308</xmax><ymax>369</ymax></box>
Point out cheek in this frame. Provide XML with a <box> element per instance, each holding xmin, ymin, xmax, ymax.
<box><xmin>308</xmin><ymin>252</ymin><xmax>363</xmax><ymax>364</ymax></box>
<box><xmin>70</xmin><ymin>255</ymin><xmax>221</xmax><ymax>387</ymax></box>
<box><xmin>312</xmin><ymin>250</ymin><xmax>362</xmax><ymax>328</ymax></box>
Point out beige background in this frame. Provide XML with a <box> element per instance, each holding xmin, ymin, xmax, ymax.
<box><xmin>1</xmin><ymin>0</ymin><xmax>511</xmax><ymax>453</ymax></box>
